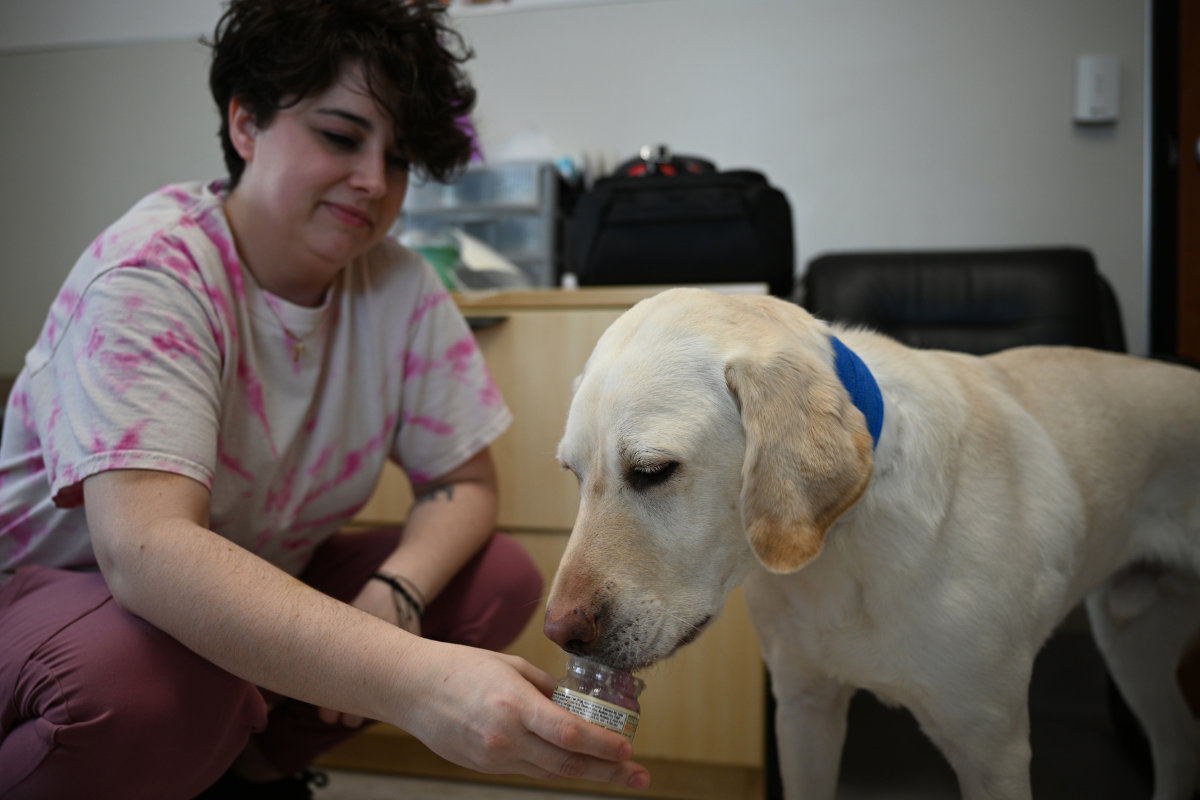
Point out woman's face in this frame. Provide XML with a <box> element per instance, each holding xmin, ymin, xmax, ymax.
<box><xmin>225</xmin><ymin>63</ymin><xmax>410</xmax><ymax>305</ymax></box>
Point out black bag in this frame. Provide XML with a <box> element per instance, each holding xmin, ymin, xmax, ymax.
<box><xmin>568</xmin><ymin>148</ymin><xmax>795</xmax><ymax>297</ymax></box>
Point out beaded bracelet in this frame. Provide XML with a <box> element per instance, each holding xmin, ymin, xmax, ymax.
<box><xmin>370</xmin><ymin>572</ymin><xmax>426</xmax><ymax>624</ymax></box>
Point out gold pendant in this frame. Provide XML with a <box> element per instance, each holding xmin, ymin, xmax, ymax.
<box><xmin>293</xmin><ymin>341</ymin><xmax>306</xmax><ymax>363</ymax></box>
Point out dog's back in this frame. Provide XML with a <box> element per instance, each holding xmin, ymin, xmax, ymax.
<box><xmin>982</xmin><ymin>347</ymin><xmax>1200</xmax><ymax>587</ymax></box>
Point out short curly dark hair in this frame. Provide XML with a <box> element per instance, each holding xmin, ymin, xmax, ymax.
<box><xmin>206</xmin><ymin>0</ymin><xmax>476</xmax><ymax>187</ymax></box>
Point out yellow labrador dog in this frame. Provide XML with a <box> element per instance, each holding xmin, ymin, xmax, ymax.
<box><xmin>544</xmin><ymin>288</ymin><xmax>1200</xmax><ymax>800</ymax></box>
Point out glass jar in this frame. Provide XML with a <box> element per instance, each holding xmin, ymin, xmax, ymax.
<box><xmin>552</xmin><ymin>655</ymin><xmax>645</xmax><ymax>743</ymax></box>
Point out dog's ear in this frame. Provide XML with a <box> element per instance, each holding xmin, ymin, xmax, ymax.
<box><xmin>726</xmin><ymin>346</ymin><xmax>874</xmax><ymax>574</ymax></box>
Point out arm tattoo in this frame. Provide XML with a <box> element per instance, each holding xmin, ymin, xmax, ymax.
<box><xmin>414</xmin><ymin>484</ymin><xmax>455</xmax><ymax>506</ymax></box>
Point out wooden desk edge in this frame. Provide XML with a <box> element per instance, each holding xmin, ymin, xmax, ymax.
<box><xmin>453</xmin><ymin>283</ymin><xmax>769</xmax><ymax>312</ymax></box>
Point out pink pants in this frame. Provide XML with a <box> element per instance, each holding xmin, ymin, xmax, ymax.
<box><xmin>0</xmin><ymin>529</ymin><xmax>543</xmax><ymax>800</ymax></box>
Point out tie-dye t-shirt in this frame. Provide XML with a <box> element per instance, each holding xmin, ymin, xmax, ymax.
<box><xmin>0</xmin><ymin>180</ymin><xmax>511</xmax><ymax>582</ymax></box>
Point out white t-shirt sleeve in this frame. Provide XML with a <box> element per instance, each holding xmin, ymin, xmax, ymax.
<box><xmin>392</xmin><ymin>276</ymin><xmax>512</xmax><ymax>485</ymax></box>
<box><xmin>28</xmin><ymin>267</ymin><xmax>223</xmax><ymax>507</ymax></box>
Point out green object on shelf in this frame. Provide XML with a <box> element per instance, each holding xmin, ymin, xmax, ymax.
<box><xmin>402</xmin><ymin>228</ymin><xmax>461</xmax><ymax>290</ymax></box>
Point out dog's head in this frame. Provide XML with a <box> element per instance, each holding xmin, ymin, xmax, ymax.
<box><xmin>544</xmin><ymin>289</ymin><xmax>876</xmax><ymax>669</ymax></box>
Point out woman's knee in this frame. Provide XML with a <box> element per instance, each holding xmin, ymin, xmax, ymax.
<box><xmin>425</xmin><ymin>533</ymin><xmax>545</xmax><ymax>651</ymax></box>
<box><xmin>5</xmin><ymin>595</ymin><xmax>266</xmax><ymax>798</ymax></box>
<box><xmin>82</xmin><ymin>611</ymin><xmax>268</xmax><ymax>749</ymax></box>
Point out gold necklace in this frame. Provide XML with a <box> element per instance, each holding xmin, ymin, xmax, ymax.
<box><xmin>263</xmin><ymin>295</ymin><xmax>328</xmax><ymax>365</ymax></box>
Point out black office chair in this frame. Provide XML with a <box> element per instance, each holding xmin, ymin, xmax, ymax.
<box><xmin>800</xmin><ymin>247</ymin><xmax>1126</xmax><ymax>355</ymax></box>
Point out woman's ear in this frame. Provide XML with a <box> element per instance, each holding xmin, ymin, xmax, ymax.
<box><xmin>725</xmin><ymin>344</ymin><xmax>874</xmax><ymax>574</ymax></box>
<box><xmin>228</xmin><ymin>96</ymin><xmax>258</xmax><ymax>163</ymax></box>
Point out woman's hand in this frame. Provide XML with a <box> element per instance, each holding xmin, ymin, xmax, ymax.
<box><xmin>395</xmin><ymin>641</ymin><xmax>650</xmax><ymax>789</ymax></box>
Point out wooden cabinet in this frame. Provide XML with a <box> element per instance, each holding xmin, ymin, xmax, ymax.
<box><xmin>320</xmin><ymin>287</ymin><xmax>767</xmax><ymax>800</ymax></box>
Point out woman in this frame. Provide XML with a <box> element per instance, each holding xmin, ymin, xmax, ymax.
<box><xmin>0</xmin><ymin>1</ymin><xmax>650</xmax><ymax>798</ymax></box>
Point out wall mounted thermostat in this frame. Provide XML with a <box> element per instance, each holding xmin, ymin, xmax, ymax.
<box><xmin>1074</xmin><ymin>54</ymin><xmax>1120</xmax><ymax>125</ymax></box>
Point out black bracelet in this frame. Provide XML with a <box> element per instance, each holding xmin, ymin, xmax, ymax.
<box><xmin>370</xmin><ymin>572</ymin><xmax>425</xmax><ymax>622</ymax></box>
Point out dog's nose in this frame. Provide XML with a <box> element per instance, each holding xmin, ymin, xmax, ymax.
<box><xmin>544</xmin><ymin>607</ymin><xmax>600</xmax><ymax>655</ymax></box>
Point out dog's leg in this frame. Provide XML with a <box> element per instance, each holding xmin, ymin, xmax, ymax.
<box><xmin>1087</xmin><ymin>565</ymin><xmax>1200</xmax><ymax>800</ymax></box>
<box><xmin>771</xmin><ymin>676</ymin><xmax>855</xmax><ymax>800</ymax></box>
<box><xmin>914</xmin><ymin>681</ymin><xmax>1035</xmax><ymax>800</ymax></box>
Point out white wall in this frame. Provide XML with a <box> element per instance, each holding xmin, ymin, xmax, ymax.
<box><xmin>0</xmin><ymin>0</ymin><xmax>1148</xmax><ymax>374</ymax></box>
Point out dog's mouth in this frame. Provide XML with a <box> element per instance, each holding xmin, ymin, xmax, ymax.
<box><xmin>584</xmin><ymin>613</ymin><xmax>716</xmax><ymax>671</ymax></box>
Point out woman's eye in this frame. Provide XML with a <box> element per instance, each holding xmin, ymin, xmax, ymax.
<box><xmin>388</xmin><ymin>154</ymin><xmax>412</xmax><ymax>172</ymax></box>
<box><xmin>627</xmin><ymin>461</ymin><xmax>679</xmax><ymax>491</ymax></box>
<box><xmin>322</xmin><ymin>131</ymin><xmax>357</xmax><ymax>150</ymax></box>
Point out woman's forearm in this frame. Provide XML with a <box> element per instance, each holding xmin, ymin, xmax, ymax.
<box><xmin>375</xmin><ymin>447</ymin><xmax>500</xmax><ymax>603</ymax></box>
<box><xmin>85</xmin><ymin>469</ymin><xmax>428</xmax><ymax>725</ymax></box>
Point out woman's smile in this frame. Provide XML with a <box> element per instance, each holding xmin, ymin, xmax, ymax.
<box><xmin>322</xmin><ymin>201</ymin><xmax>374</xmax><ymax>230</ymax></box>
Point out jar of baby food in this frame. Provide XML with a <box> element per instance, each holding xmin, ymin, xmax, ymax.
<box><xmin>552</xmin><ymin>655</ymin><xmax>645</xmax><ymax>743</ymax></box>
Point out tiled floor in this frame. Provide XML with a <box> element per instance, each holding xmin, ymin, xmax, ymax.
<box><xmin>317</xmin><ymin>619</ymin><xmax>1154</xmax><ymax>799</ymax></box>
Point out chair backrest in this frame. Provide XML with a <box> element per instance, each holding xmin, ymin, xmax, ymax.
<box><xmin>802</xmin><ymin>248</ymin><xmax>1126</xmax><ymax>355</ymax></box>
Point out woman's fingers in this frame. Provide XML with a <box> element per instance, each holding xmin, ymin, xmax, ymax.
<box><xmin>513</xmin><ymin>725</ymin><xmax>651</xmax><ymax>788</ymax></box>
<box><xmin>502</xmin><ymin>654</ymin><xmax>559</xmax><ymax>698</ymax></box>
<box><xmin>524</xmin><ymin>691</ymin><xmax>632</xmax><ymax>762</ymax></box>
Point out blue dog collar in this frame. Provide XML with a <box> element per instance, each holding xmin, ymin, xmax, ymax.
<box><xmin>830</xmin><ymin>336</ymin><xmax>884</xmax><ymax>449</ymax></box>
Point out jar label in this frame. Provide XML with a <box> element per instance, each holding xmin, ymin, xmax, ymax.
<box><xmin>552</xmin><ymin>686</ymin><xmax>640</xmax><ymax>742</ymax></box>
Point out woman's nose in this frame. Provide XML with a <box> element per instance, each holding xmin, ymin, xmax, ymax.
<box><xmin>350</xmin><ymin>152</ymin><xmax>389</xmax><ymax>198</ymax></box>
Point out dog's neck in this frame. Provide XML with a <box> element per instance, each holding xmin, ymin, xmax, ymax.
<box><xmin>830</xmin><ymin>336</ymin><xmax>884</xmax><ymax>448</ymax></box>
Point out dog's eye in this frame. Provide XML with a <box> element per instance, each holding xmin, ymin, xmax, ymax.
<box><xmin>627</xmin><ymin>461</ymin><xmax>679</xmax><ymax>491</ymax></box>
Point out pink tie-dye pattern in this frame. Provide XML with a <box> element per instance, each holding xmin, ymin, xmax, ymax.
<box><xmin>297</xmin><ymin>413</ymin><xmax>396</xmax><ymax>509</ymax></box>
<box><xmin>47</xmin><ymin>398</ymin><xmax>62</xmax><ymax>434</ymax></box>
<box><xmin>11</xmin><ymin>391</ymin><xmax>35</xmax><ymax>433</ymax></box>
<box><xmin>55</xmin><ymin>287</ymin><xmax>82</xmax><ymax>317</ymax></box>
<box><xmin>443</xmin><ymin>335</ymin><xmax>477</xmax><ymax>381</ymax></box>
<box><xmin>479</xmin><ymin>371</ymin><xmax>502</xmax><ymax>409</ymax></box>
<box><xmin>278</xmin><ymin>535</ymin><xmax>317</xmax><ymax>551</ymax></box>
<box><xmin>83</xmin><ymin>326</ymin><xmax>106</xmax><ymax>360</ymax></box>
<box><xmin>403</xmin><ymin>351</ymin><xmax>436</xmax><ymax>381</ymax></box>
<box><xmin>236</xmin><ymin>356</ymin><xmax>276</xmax><ymax>456</ymax></box>
<box><xmin>151</xmin><ymin>320</ymin><xmax>205</xmax><ymax>366</ymax></box>
<box><xmin>306</xmin><ymin>446</ymin><xmax>336</xmax><ymax>479</ymax></box>
<box><xmin>194</xmin><ymin>208</ymin><xmax>245</xmax><ymax>303</ymax></box>
<box><xmin>408</xmin><ymin>290</ymin><xmax>450</xmax><ymax>331</ymax></box>
<box><xmin>265</xmin><ymin>465</ymin><xmax>298</xmax><ymax>515</ymax></box>
<box><xmin>403</xmin><ymin>411</ymin><xmax>455</xmax><ymax>437</ymax></box>
<box><xmin>162</xmin><ymin>185</ymin><xmax>197</xmax><ymax>207</ymax></box>
<box><xmin>159</xmin><ymin>243</ymin><xmax>203</xmax><ymax>284</ymax></box>
<box><xmin>98</xmin><ymin>343</ymin><xmax>156</xmax><ymax>392</ymax></box>
<box><xmin>218</xmin><ymin>447</ymin><xmax>256</xmax><ymax>484</ymax></box>
<box><xmin>1</xmin><ymin>508</ymin><xmax>46</xmax><ymax>562</ymax></box>
<box><xmin>113</xmin><ymin>420</ymin><xmax>150</xmax><ymax>451</ymax></box>
<box><xmin>252</xmin><ymin>529</ymin><xmax>273</xmax><ymax>553</ymax></box>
